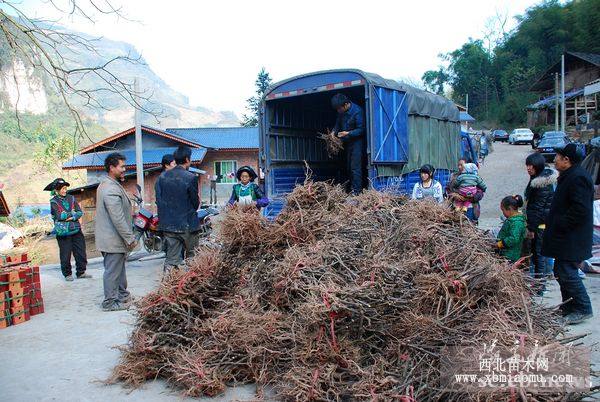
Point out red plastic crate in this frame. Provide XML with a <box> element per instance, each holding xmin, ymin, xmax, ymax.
<box><xmin>0</xmin><ymin>258</ymin><xmax>44</xmax><ymax>328</ymax></box>
<box><xmin>29</xmin><ymin>283</ymin><xmax>42</xmax><ymax>302</ymax></box>
<box><xmin>31</xmin><ymin>266</ymin><xmax>40</xmax><ymax>284</ymax></box>
<box><xmin>30</xmin><ymin>299</ymin><xmax>44</xmax><ymax>316</ymax></box>
<box><xmin>11</xmin><ymin>308</ymin><xmax>29</xmax><ymax>325</ymax></box>
<box><xmin>18</xmin><ymin>267</ymin><xmax>33</xmax><ymax>287</ymax></box>
<box><xmin>1</xmin><ymin>254</ymin><xmax>30</xmax><ymax>269</ymax></box>
<box><xmin>0</xmin><ymin>311</ymin><xmax>8</xmax><ymax>329</ymax></box>
<box><xmin>7</xmin><ymin>271</ymin><xmax>23</xmax><ymax>294</ymax></box>
<box><xmin>0</xmin><ymin>272</ymin><xmax>9</xmax><ymax>293</ymax></box>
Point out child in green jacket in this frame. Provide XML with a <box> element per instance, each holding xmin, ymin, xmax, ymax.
<box><xmin>497</xmin><ymin>195</ymin><xmax>527</xmax><ymax>263</ymax></box>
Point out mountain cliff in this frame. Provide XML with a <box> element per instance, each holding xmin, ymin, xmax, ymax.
<box><xmin>0</xmin><ymin>27</ymin><xmax>239</xmax><ymax>206</ymax></box>
<box><xmin>0</xmin><ymin>28</ymin><xmax>239</xmax><ymax>132</ymax></box>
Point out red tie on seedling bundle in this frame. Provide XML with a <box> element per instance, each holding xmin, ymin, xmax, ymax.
<box><xmin>321</xmin><ymin>292</ymin><xmax>339</xmax><ymax>352</ymax></box>
<box><xmin>399</xmin><ymin>385</ymin><xmax>416</xmax><ymax>401</ymax></box>
<box><xmin>438</xmin><ymin>254</ymin><xmax>465</xmax><ymax>297</ymax></box>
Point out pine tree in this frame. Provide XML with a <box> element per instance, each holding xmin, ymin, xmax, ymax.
<box><xmin>241</xmin><ymin>68</ymin><xmax>272</xmax><ymax>127</ymax></box>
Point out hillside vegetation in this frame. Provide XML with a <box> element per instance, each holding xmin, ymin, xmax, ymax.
<box><xmin>422</xmin><ymin>0</ymin><xmax>600</xmax><ymax>128</ymax></box>
<box><xmin>0</xmin><ymin>25</ymin><xmax>238</xmax><ymax>207</ymax></box>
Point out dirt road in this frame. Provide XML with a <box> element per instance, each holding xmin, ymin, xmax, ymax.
<box><xmin>478</xmin><ymin>141</ymin><xmax>533</xmax><ymax>228</ymax></box>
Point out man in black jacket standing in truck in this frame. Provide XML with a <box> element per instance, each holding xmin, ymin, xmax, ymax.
<box><xmin>542</xmin><ymin>143</ymin><xmax>593</xmax><ymax>325</ymax></box>
<box><xmin>331</xmin><ymin>93</ymin><xmax>365</xmax><ymax>195</ymax></box>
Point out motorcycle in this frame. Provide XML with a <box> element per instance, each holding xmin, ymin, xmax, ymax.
<box><xmin>132</xmin><ymin>185</ymin><xmax>219</xmax><ymax>253</ymax></box>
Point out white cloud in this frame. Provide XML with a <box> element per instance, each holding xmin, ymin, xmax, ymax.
<box><xmin>20</xmin><ymin>0</ymin><xmax>538</xmax><ymax>115</ymax></box>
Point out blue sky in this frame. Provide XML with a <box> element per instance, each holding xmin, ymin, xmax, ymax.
<box><xmin>19</xmin><ymin>0</ymin><xmax>541</xmax><ymax>116</ymax></box>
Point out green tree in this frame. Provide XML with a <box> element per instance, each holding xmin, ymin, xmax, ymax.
<box><xmin>442</xmin><ymin>40</ymin><xmax>499</xmax><ymax>120</ymax></box>
<box><xmin>242</xmin><ymin>68</ymin><xmax>272</xmax><ymax>127</ymax></box>
<box><xmin>34</xmin><ymin>135</ymin><xmax>76</xmax><ymax>174</ymax></box>
<box><xmin>424</xmin><ymin>0</ymin><xmax>600</xmax><ymax>127</ymax></box>
<box><xmin>421</xmin><ymin>69</ymin><xmax>448</xmax><ymax>95</ymax></box>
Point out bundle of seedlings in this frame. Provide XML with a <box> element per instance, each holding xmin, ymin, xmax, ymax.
<box><xmin>112</xmin><ymin>180</ymin><xmax>591</xmax><ymax>401</ymax></box>
<box><xmin>318</xmin><ymin>129</ymin><xmax>344</xmax><ymax>157</ymax></box>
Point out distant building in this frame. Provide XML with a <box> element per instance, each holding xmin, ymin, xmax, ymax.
<box><xmin>63</xmin><ymin>125</ymin><xmax>258</xmax><ymax>234</ymax></box>
<box><xmin>527</xmin><ymin>52</ymin><xmax>600</xmax><ymax>128</ymax></box>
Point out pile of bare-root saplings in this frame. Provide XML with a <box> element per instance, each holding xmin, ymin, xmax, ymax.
<box><xmin>112</xmin><ymin>180</ymin><xmax>588</xmax><ymax>401</ymax></box>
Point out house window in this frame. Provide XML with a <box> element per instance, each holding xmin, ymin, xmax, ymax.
<box><xmin>214</xmin><ymin>160</ymin><xmax>237</xmax><ymax>183</ymax></box>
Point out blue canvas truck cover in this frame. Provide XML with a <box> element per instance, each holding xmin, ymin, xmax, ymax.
<box><xmin>260</xmin><ymin>69</ymin><xmax>461</xmax><ymax>217</ymax></box>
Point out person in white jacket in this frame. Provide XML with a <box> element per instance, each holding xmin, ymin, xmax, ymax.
<box><xmin>412</xmin><ymin>164</ymin><xmax>444</xmax><ymax>203</ymax></box>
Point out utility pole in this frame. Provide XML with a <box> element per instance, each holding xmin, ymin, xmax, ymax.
<box><xmin>134</xmin><ymin>78</ymin><xmax>144</xmax><ymax>203</ymax></box>
<box><xmin>555</xmin><ymin>73</ymin><xmax>559</xmax><ymax>132</ymax></box>
<box><xmin>561</xmin><ymin>54</ymin><xmax>566</xmax><ymax>133</ymax></box>
<box><xmin>465</xmin><ymin>93</ymin><xmax>469</xmax><ymax>113</ymax></box>
<box><xmin>584</xmin><ymin>95</ymin><xmax>588</xmax><ymax>125</ymax></box>
<box><xmin>485</xmin><ymin>79</ymin><xmax>489</xmax><ymax>120</ymax></box>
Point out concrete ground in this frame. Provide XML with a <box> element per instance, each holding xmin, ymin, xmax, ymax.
<box><xmin>0</xmin><ymin>258</ymin><xmax>258</xmax><ymax>402</ymax></box>
<box><xmin>0</xmin><ymin>142</ymin><xmax>597</xmax><ymax>401</ymax></box>
<box><xmin>478</xmin><ymin>141</ymin><xmax>532</xmax><ymax>228</ymax></box>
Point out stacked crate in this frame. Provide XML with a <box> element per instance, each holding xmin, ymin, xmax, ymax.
<box><xmin>0</xmin><ymin>254</ymin><xmax>44</xmax><ymax>329</ymax></box>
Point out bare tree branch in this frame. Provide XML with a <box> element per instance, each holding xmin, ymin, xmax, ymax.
<box><xmin>0</xmin><ymin>0</ymin><xmax>162</xmax><ymax>150</ymax></box>
<box><xmin>482</xmin><ymin>9</ymin><xmax>510</xmax><ymax>54</ymax></box>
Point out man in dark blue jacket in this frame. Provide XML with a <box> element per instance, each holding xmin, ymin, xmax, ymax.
<box><xmin>542</xmin><ymin>143</ymin><xmax>593</xmax><ymax>324</ymax></box>
<box><xmin>331</xmin><ymin>93</ymin><xmax>365</xmax><ymax>195</ymax></box>
<box><xmin>155</xmin><ymin>146</ymin><xmax>201</xmax><ymax>270</ymax></box>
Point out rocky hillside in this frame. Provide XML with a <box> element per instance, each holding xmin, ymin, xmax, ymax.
<box><xmin>0</xmin><ymin>28</ymin><xmax>239</xmax><ymax>131</ymax></box>
<box><xmin>0</xmin><ymin>27</ymin><xmax>239</xmax><ymax>207</ymax></box>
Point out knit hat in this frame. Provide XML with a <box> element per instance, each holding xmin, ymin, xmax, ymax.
<box><xmin>464</xmin><ymin>163</ymin><xmax>479</xmax><ymax>175</ymax></box>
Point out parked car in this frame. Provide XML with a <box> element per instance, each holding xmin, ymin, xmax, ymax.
<box><xmin>536</xmin><ymin>136</ymin><xmax>569</xmax><ymax>161</ymax></box>
<box><xmin>532</xmin><ymin>130</ymin><xmax>568</xmax><ymax>149</ymax></box>
<box><xmin>541</xmin><ymin>131</ymin><xmax>568</xmax><ymax>141</ymax></box>
<box><xmin>492</xmin><ymin>129</ymin><xmax>509</xmax><ymax>142</ymax></box>
<box><xmin>508</xmin><ymin>128</ymin><xmax>534</xmax><ymax>145</ymax></box>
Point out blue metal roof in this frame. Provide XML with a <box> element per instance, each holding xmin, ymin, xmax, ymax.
<box><xmin>527</xmin><ymin>88</ymin><xmax>584</xmax><ymax>110</ymax></box>
<box><xmin>459</xmin><ymin>111</ymin><xmax>476</xmax><ymax>122</ymax></box>
<box><xmin>63</xmin><ymin>147</ymin><xmax>207</xmax><ymax>169</ymax></box>
<box><xmin>166</xmin><ymin>127</ymin><xmax>259</xmax><ymax>149</ymax></box>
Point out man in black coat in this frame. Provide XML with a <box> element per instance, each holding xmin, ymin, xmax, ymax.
<box><xmin>542</xmin><ymin>144</ymin><xmax>593</xmax><ymax>324</ymax></box>
<box><xmin>155</xmin><ymin>146</ymin><xmax>201</xmax><ymax>270</ymax></box>
<box><xmin>331</xmin><ymin>93</ymin><xmax>365</xmax><ymax>195</ymax></box>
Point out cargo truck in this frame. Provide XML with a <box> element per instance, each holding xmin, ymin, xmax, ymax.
<box><xmin>259</xmin><ymin>69</ymin><xmax>474</xmax><ymax>217</ymax></box>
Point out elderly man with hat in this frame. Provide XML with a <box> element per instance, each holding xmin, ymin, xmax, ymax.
<box><xmin>45</xmin><ymin>178</ymin><xmax>91</xmax><ymax>281</ymax></box>
<box><xmin>542</xmin><ymin>143</ymin><xmax>593</xmax><ymax>324</ymax></box>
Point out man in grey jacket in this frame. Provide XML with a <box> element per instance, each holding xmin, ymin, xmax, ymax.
<box><xmin>95</xmin><ymin>153</ymin><xmax>137</xmax><ymax>311</ymax></box>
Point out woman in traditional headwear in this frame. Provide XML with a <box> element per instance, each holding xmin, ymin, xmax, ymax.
<box><xmin>45</xmin><ymin>178</ymin><xmax>90</xmax><ymax>282</ymax></box>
